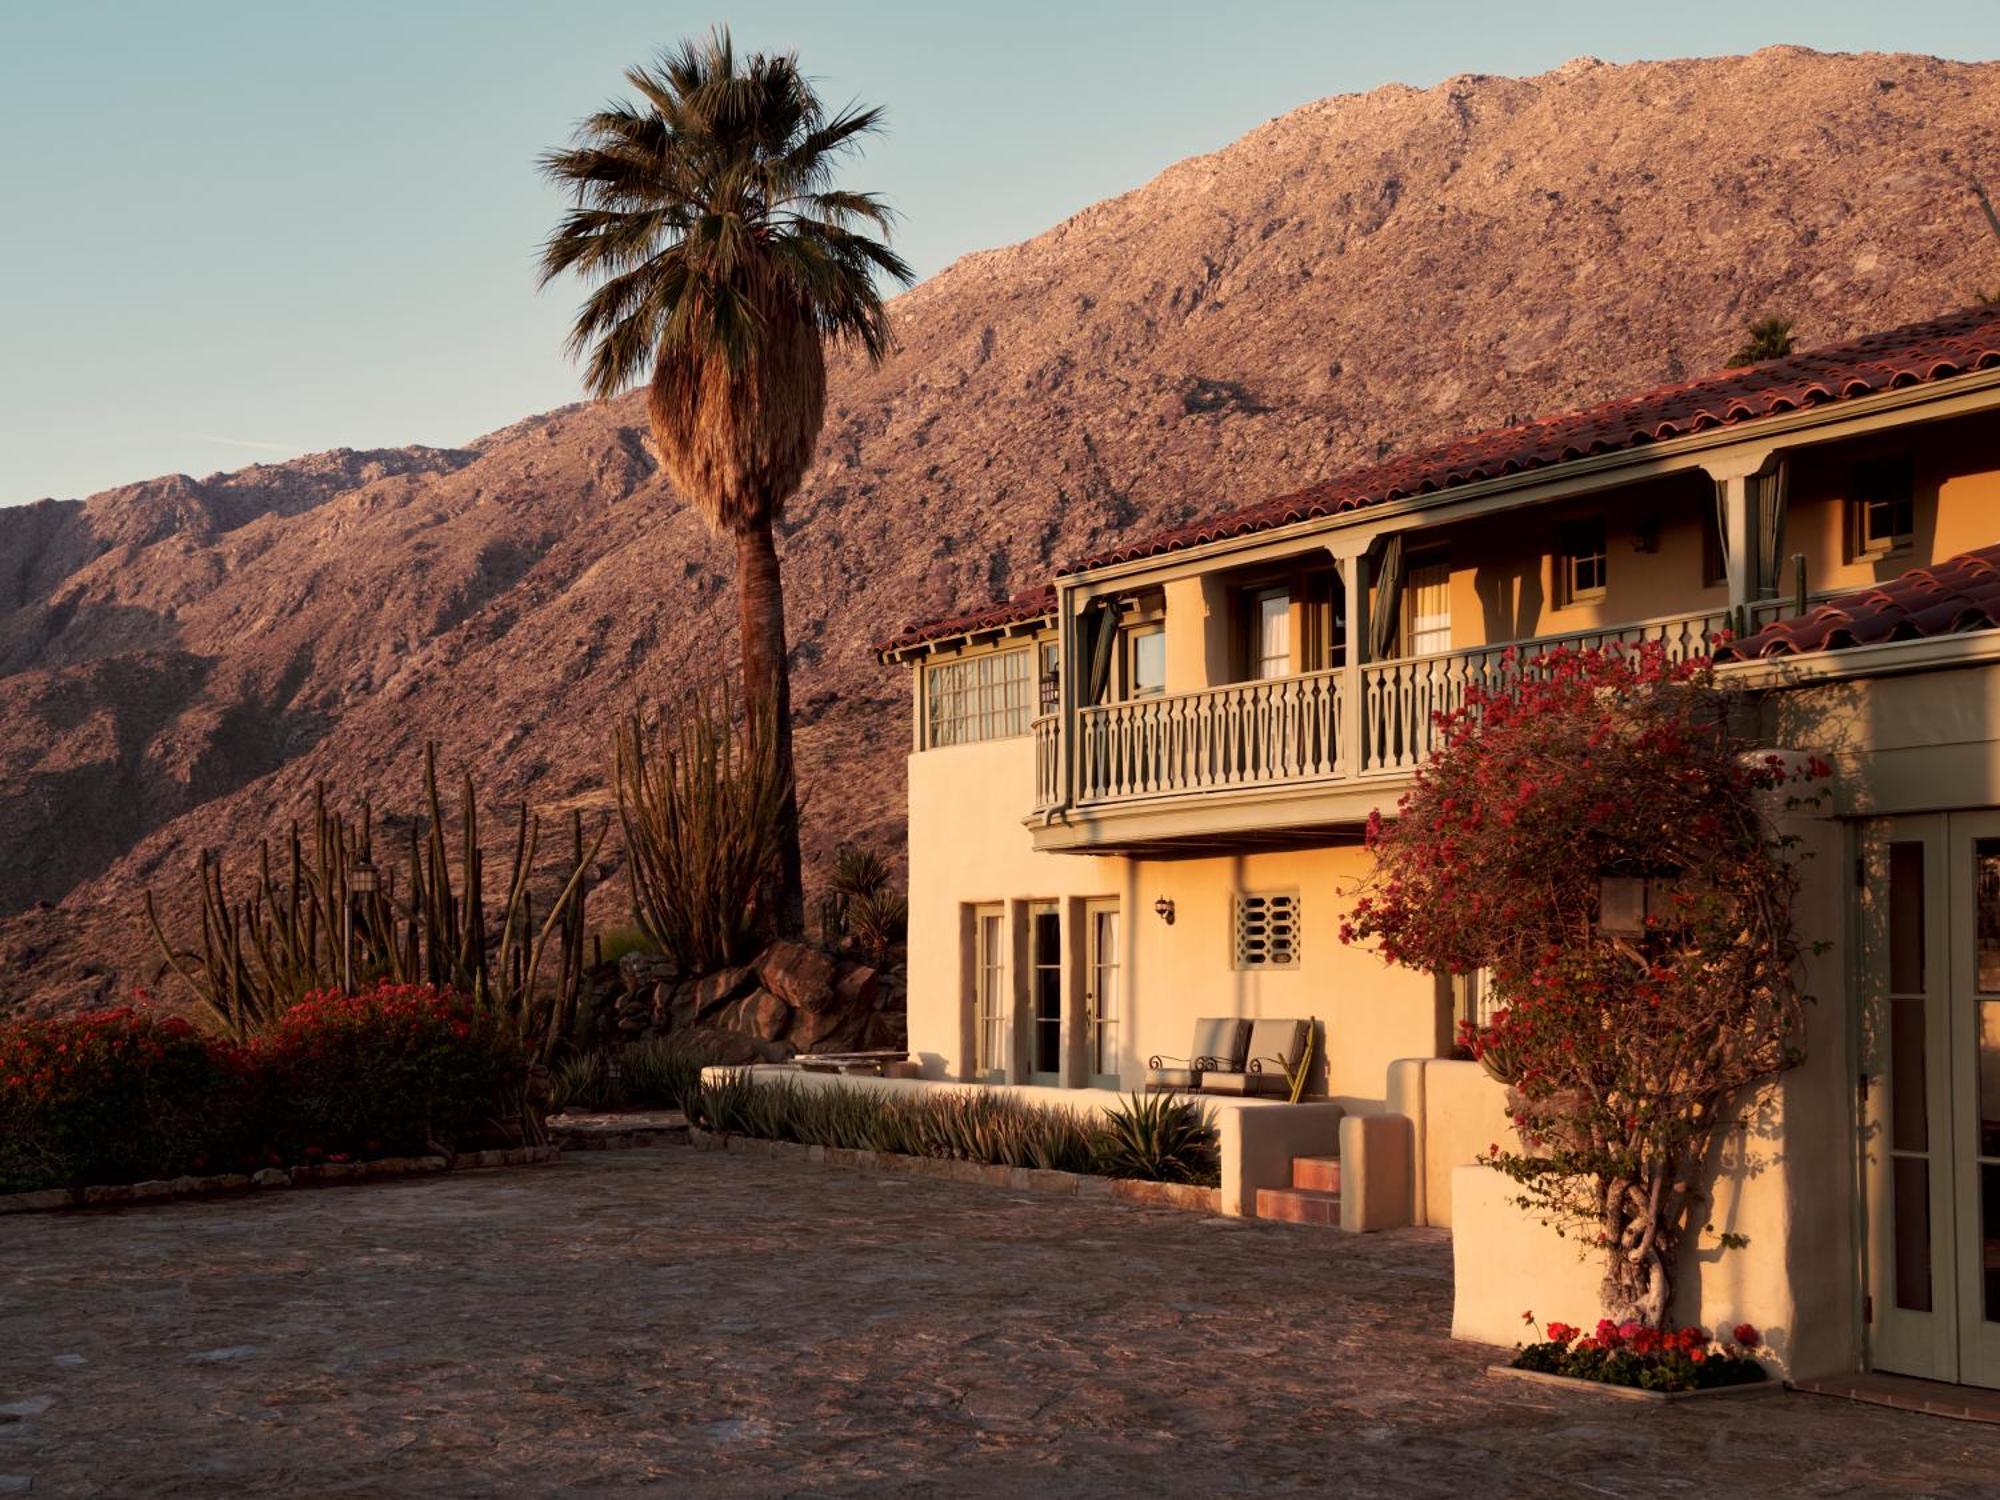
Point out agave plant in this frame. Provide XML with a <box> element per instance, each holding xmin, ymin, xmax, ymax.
<box><xmin>1096</xmin><ymin>1093</ymin><xmax>1221</xmax><ymax>1185</ymax></box>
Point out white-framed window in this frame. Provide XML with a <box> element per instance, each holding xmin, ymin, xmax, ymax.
<box><xmin>1455</xmin><ymin>967</ymin><xmax>1500</xmax><ymax>1031</ymax></box>
<box><xmin>1248</xmin><ymin>588</ymin><xmax>1292</xmax><ymax>679</ymax></box>
<box><xmin>1234</xmin><ymin>891</ymin><xmax>1301</xmax><ymax>969</ymax></box>
<box><xmin>1086</xmin><ymin>900</ymin><xmax>1120</xmax><ymax>1080</ymax></box>
<box><xmin>1125</xmin><ymin>625</ymin><xmax>1166</xmax><ymax>698</ymax></box>
<box><xmin>1850</xmin><ymin>455</ymin><xmax>1915</xmax><ymax>559</ymax></box>
<box><xmin>1402</xmin><ymin>557</ymin><xmax>1452</xmax><ymax>657</ymax></box>
<box><xmin>974</xmin><ymin>906</ymin><xmax>1006</xmax><ymax>1074</ymax></box>
<box><xmin>1557</xmin><ymin>517</ymin><xmax>1608</xmax><ymax>606</ymax></box>
<box><xmin>925</xmin><ymin>648</ymin><xmax>1032</xmax><ymax>747</ymax></box>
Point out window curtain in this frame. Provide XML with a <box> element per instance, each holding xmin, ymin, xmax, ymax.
<box><xmin>1712</xmin><ymin>479</ymin><xmax>1737</xmax><ymax>598</ymax></box>
<box><xmin>1368</xmin><ymin>534</ymin><xmax>1406</xmax><ymax>662</ymax></box>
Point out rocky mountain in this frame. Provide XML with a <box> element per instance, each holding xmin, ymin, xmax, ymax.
<box><xmin>6</xmin><ymin>46</ymin><xmax>2000</xmax><ymax>1014</ymax></box>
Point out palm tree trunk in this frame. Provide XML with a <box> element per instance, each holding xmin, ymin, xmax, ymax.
<box><xmin>736</xmin><ymin>520</ymin><xmax>806</xmax><ymax>934</ymax></box>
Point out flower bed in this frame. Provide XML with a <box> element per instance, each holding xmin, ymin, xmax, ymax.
<box><xmin>0</xmin><ymin>983</ymin><xmax>528</xmax><ymax>1198</ymax></box>
<box><xmin>692</xmin><ymin>1073</ymin><xmax>1222</xmax><ymax>1186</ymax></box>
<box><xmin>1508</xmin><ymin>1315</ymin><xmax>1770</xmax><ymax>1394</ymax></box>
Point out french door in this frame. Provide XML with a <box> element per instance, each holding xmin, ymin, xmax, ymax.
<box><xmin>1085</xmin><ymin>899</ymin><xmax>1120</xmax><ymax>1089</ymax></box>
<box><xmin>1026</xmin><ymin>903</ymin><xmax>1064</xmax><ymax>1085</ymax></box>
<box><xmin>1862</xmin><ymin>812</ymin><xmax>2000</xmax><ymax>1388</ymax></box>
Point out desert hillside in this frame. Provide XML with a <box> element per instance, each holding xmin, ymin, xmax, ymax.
<box><xmin>6</xmin><ymin>46</ymin><xmax>2000</xmax><ymax>1013</ymax></box>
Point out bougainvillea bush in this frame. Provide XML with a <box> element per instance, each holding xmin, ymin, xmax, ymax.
<box><xmin>0</xmin><ymin>1007</ymin><xmax>255</xmax><ymax>1192</ymax></box>
<box><xmin>250</xmin><ymin>983</ymin><xmax>526</xmax><ymax>1161</ymax></box>
<box><xmin>1515</xmin><ymin>1314</ymin><xmax>1767</xmax><ymax>1392</ymax></box>
<box><xmin>1343</xmin><ymin>642</ymin><xmax>1826</xmax><ymax>1326</ymax></box>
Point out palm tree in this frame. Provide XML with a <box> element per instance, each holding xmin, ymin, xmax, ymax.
<box><xmin>538</xmin><ymin>31</ymin><xmax>913</xmax><ymax>933</ymax></box>
<box><xmin>1729</xmin><ymin>316</ymin><xmax>1797</xmax><ymax>366</ymax></box>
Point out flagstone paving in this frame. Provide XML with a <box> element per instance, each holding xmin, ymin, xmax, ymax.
<box><xmin>2</xmin><ymin>1149</ymin><xmax>1998</xmax><ymax>1497</ymax></box>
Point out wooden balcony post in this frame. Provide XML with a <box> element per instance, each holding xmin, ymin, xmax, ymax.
<box><xmin>1055</xmin><ymin>581</ymin><xmax>1083</xmax><ymax>813</ymax></box>
<box><xmin>1331</xmin><ymin>539</ymin><xmax>1371</xmax><ymax>778</ymax></box>
<box><xmin>1702</xmin><ymin>446</ymin><xmax>1779</xmax><ymax>634</ymax></box>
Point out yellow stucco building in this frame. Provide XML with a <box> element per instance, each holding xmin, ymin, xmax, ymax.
<box><xmin>875</xmin><ymin>305</ymin><xmax>2000</xmax><ymax>1391</ymax></box>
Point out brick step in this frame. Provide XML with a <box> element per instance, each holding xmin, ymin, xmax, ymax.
<box><xmin>1290</xmin><ymin>1155</ymin><xmax>1341</xmax><ymax>1193</ymax></box>
<box><xmin>1255</xmin><ymin>1186</ymin><xmax>1341</xmax><ymax>1227</ymax></box>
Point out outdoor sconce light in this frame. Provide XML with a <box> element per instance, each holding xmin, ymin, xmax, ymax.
<box><xmin>1154</xmin><ymin>896</ymin><xmax>1176</xmax><ymax>925</ymax></box>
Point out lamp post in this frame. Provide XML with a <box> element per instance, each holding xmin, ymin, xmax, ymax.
<box><xmin>345</xmin><ymin>861</ymin><xmax>380</xmax><ymax>993</ymax></box>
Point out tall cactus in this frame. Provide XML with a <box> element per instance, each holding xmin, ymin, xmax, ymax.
<box><xmin>145</xmin><ymin>745</ymin><xmax>605</xmax><ymax>1063</ymax></box>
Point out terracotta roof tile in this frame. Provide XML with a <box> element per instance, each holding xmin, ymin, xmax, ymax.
<box><xmin>1065</xmin><ymin>303</ymin><xmax>2000</xmax><ymax>574</ymax></box>
<box><xmin>875</xmin><ymin>585</ymin><xmax>1056</xmax><ymax>657</ymax></box>
<box><xmin>1722</xmin><ymin>543</ymin><xmax>2000</xmax><ymax>659</ymax></box>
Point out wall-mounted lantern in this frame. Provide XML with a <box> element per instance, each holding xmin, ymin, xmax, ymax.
<box><xmin>1154</xmin><ymin>896</ymin><xmax>1176</xmax><ymax>925</ymax></box>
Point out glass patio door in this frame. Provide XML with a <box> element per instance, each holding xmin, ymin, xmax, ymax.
<box><xmin>1945</xmin><ymin>813</ymin><xmax>2000</xmax><ymax>1388</ymax></box>
<box><xmin>1085</xmin><ymin>899</ymin><xmax>1120</xmax><ymax>1088</ymax></box>
<box><xmin>1862</xmin><ymin>813</ymin><xmax>2000</xmax><ymax>1389</ymax></box>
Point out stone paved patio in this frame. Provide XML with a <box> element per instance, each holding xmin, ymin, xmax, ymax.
<box><xmin>2</xmin><ymin>1150</ymin><xmax>1998</xmax><ymax>1498</ymax></box>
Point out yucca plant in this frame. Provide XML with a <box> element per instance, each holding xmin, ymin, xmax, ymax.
<box><xmin>619</xmin><ymin>1035</ymin><xmax>710</xmax><ymax>1114</ymax></box>
<box><xmin>1096</xmin><ymin>1093</ymin><xmax>1221</xmax><ymax>1186</ymax></box>
<box><xmin>616</xmin><ymin>689</ymin><xmax>791</xmax><ymax>976</ymax></box>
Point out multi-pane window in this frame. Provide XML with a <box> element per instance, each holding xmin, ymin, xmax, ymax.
<box><xmin>1403</xmin><ymin>558</ymin><xmax>1452</xmax><ymax>657</ymax></box>
<box><xmin>1852</xmin><ymin>455</ymin><xmax>1916</xmax><ymax>558</ymax></box>
<box><xmin>1557</xmin><ymin>518</ymin><xmax>1608</xmax><ymax>605</ymax></box>
<box><xmin>925</xmin><ymin>648</ymin><xmax>1032</xmax><ymax>747</ymax></box>
<box><xmin>1234</xmin><ymin>891</ymin><xmax>1301</xmax><ymax>969</ymax></box>
<box><xmin>1088</xmin><ymin>902</ymin><xmax>1120</xmax><ymax>1080</ymax></box>
<box><xmin>1456</xmin><ymin>967</ymin><xmax>1500</xmax><ymax>1031</ymax></box>
<box><xmin>974</xmin><ymin>907</ymin><xmax>1006</xmax><ymax>1075</ymax></box>
<box><xmin>1249</xmin><ymin>589</ymin><xmax>1292</xmax><ymax>679</ymax></box>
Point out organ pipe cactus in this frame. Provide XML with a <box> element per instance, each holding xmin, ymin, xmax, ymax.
<box><xmin>144</xmin><ymin>745</ymin><xmax>605</xmax><ymax>1064</ymax></box>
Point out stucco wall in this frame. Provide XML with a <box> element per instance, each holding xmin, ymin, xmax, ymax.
<box><xmin>906</xmin><ymin>743</ymin><xmax>1445</xmax><ymax>1106</ymax></box>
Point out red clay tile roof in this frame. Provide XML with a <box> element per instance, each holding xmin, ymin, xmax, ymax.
<box><xmin>881</xmin><ymin>304</ymin><xmax>2000</xmax><ymax>654</ymax></box>
<box><xmin>1722</xmin><ymin>543</ymin><xmax>2000</xmax><ymax>659</ymax></box>
<box><xmin>1066</xmin><ymin>303</ymin><xmax>2000</xmax><ymax>574</ymax></box>
<box><xmin>876</xmin><ymin>584</ymin><xmax>1056</xmax><ymax>657</ymax></box>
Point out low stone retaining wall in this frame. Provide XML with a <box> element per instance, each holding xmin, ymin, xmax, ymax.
<box><xmin>685</xmin><ymin>1125</ymin><xmax>1222</xmax><ymax>1213</ymax></box>
<box><xmin>548</xmin><ymin>1111</ymin><xmax>692</xmax><ymax>1151</ymax></box>
<box><xmin>0</xmin><ymin>1145</ymin><xmax>560</xmax><ymax>1216</ymax></box>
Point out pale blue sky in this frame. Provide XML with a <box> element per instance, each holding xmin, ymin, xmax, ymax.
<box><xmin>4</xmin><ymin>1</ymin><xmax>1998</xmax><ymax>504</ymax></box>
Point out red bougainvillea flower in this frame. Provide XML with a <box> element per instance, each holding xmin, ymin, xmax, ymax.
<box><xmin>1733</xmin><ymin>1323</ymin><xmax>1761</xmax><ymax>1348</ymax></box>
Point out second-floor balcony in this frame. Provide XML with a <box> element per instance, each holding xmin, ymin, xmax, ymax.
<box><xmin>1030</xmin><ymin>605</ymin><xmax>1736</xmax><ymax>849</ymax></box>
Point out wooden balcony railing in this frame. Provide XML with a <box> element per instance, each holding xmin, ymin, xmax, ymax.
<box><xmin>1075</xmin><ymin>669</ymin><xmax>1345</xmax><ymax>803</ymax></box>
<box><xmin>1034</xmin><ymin>606</ymin><xmax>1731</xmax><ymax>813</ymax></box>
<box><xmin>1358</xmin><ymin>607</ymin><xmax>1728</xmax><ymax>774</ymax></box>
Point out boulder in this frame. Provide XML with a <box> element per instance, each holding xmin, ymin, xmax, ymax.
<box><xmin>756</xmin><ymin>939</ymin><xmax>838</xmax><ymax>1013</ymax></box>
<box><xmin>617</xmin><ymin>952</ymin><xmax>677</xmax><ymax>991</ymax></box>
<box><xmin>796</xmin><ymin>1006</ymin><xmax>869</xmax><ymax>1055</ymax></box>
<box><xmin>692</xmin><ymin>965</ymin><xmax>754</xmax><ymax>1019</ymax></box>
<box><xmin>832</xmin><ymin>961</ymin><xmax>880</xmax><ymax>1010</ymax></box>
<box><xmin>664</xmin><ymin>981</ymin><xmax>700</xmax><ymax>1033</ymax></box>
<box><xmin>680</xmin><ymin>1027</ymin><xmax>764</xmax><ymax>1067</ymax></box>
<box><xmin>739</xmin><ymin>988</ymin><xmax>793</xmax><ymax>1043</ymax></box>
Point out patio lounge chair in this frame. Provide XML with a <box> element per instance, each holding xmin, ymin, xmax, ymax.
<box><xmin>1201</xmin><ymin>1018</ymin><xmax>1311</xmax><ymax>1098</ymax></box>
<box><xmin>1146</xmin><ymin>1017</ymin><xmax>1250</xmax><ymax>1093</ymax></box>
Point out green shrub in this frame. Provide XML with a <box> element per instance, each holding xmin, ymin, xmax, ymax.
<box><xmin>1095</xmin><ymin>1092</ymin><xmax>1220</xmax><ymax>1185</ymax></box>
<box><xmin>548</xmin><ymin>1050</ymin><xmax>616</xmax><ymax>1113</ymax></box>
<box><xmin>593</xmin><ymin>925</ymin><xmax>658</xmax><ymax>968</ymax></box>
<box><xmin>249</xmin><ymin>982</ymin><xmax>526</xmax><ymax>1160</ymax></box>
<box><xmin>619</xmin><ymin>1036</ymin><xmax>708</xmax><ymax>1114</ymax></box>
<box><xmin>0</xmin><ymin>1007</ymin><xmax>255</xmax><ymax>1193</ymax></box>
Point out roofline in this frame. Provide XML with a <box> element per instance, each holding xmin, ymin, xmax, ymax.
<box><xmin>1057</xmin><ymin>365</ymin><xmax>2000</xmax><ymax>592</ymax></box>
